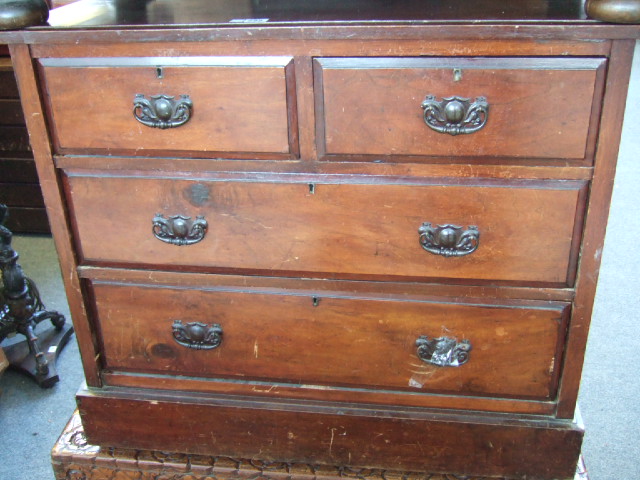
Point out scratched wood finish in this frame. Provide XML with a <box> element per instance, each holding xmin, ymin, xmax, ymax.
<box><xmin>64</xmin><ymin>174</ymin><xmax>585</xmax><ymax>285</ymax></box>
<box><xmin>3</xmin><ymin>3</ymin><xmax>638</xmax><ymax>478</ymax></box>
<box><xmin>31</xmin><ymin>39</ymin><xmax>612</xmax><ymax>63</ymax></box>
<box><xmin>317</xmin><ymin>57</ymin><xmax>603</xmax><ymax>160</ymax></box>
<box><xmin>53</xmin><ymin>410</ymin><xmax>588</xmax><ymax>480</ymax></box>
<box><xmin>92</xmin><ymin>281</ymin><xmax>568</xmax><ymax>399</ymax></box>
<box><xmin>40</xmin><ymin>59</ymin><xmax>295</xmax><ymax>155</ymax></box>
<box><xmin>78</xmin><ymin>265</ymin><xmax>576</xmax><ymax>302</ymax></box>
<box><xmin>76</xmin><ymin>387</ymin><xmax>584</xmax><ymax>480</ymax></box>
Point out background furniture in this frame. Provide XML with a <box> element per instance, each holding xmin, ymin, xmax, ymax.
<box><xmin>0</xmin><ymin>48</ymin><xmax>49</xmax><ymax>234</ymax></box>
<box><xmin>0</xmin><ymin>204</ymin><xmax>71</xmax><ymax>387</ymax></box>
<box><xmin>0</xmin><ymin>346</ymin><xmax>7</xmax><ymax>376</ymax></box>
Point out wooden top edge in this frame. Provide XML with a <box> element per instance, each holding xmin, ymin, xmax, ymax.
<box><xmin>2</xmin><ymin>21</ymin><xmax>640</xmax><ymax>44</ymax></box>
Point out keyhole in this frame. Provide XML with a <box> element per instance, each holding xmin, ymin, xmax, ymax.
<box><xmin>308</xmin><ymin>184</ymin><xmax>316</xmax><ymax>195</ymax></box>
<box><xmin>156</xmin><ymin>66</ymin><xmax>164</xmax><ymax>79</ymax></box>
<box><xmin>312</xmin><ymin>296</ymin><xmax>320</xmax><ymax>307</ymax></box>
<box><xmin>453</xmin><ymin>68</ymin><xmax>462</xmax><ymax>82</ymax></box>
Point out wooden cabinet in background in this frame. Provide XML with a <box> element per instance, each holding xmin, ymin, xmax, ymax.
<box><xmin>0</xmin><ymin>53</ymin><xmax>49</xmax><ymax>233</ymax></box>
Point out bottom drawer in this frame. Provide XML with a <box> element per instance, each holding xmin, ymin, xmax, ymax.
<box><xmin>92</xmin><ymin>280</ymin><xmax>569</xmax><ymax>401</ymax></box>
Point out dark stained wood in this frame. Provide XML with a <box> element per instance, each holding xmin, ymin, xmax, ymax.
<box><xmin>1</xmin><ymin>206</ymin><xmax>49</xmax><ymax>233</ymax></box>
<box><xmin>0</xmin><ymin>98</ymin><xmax>26</xmax><ymax>124</ymax></box>
<box><xmin>0</xmin><ymin>125</ymin><xmax>30</xmax><ymax>152</ymax></box>
<box><xmin>54</xmin><ymin>154</ymin><xmax>596</xmax><ymax>179</ymax></box>
<box><xmin>0</xmin><ymin>156</ymin><xmax>38</xmax><ymax>182</ymax></box>
<box><xmin>0</xmin><ymin>183</ymin><xmax>46</xmax><ymax>206</ymax></box>
<box><xmin>5</xmin><ymin>24</ymin><xmax>640</xmax><ymax>48</ymax></box>
<box><xmin>0</xmin><ymin>59</ymin><xmax>20</xmax><ymax>97</ymax></box>
<box><xmin>587</xmin><ymin>0</ymin><xmax>640</xmax><ymax>23</ymax></box>
<box><xmin>64</xmin><ymin>173</ymin><xmax>586</xmax><ymax>285</ymax></box>
<box><xmin>39</xmin><ymin>0</ymin><xmax>589</xmax><ymax>26</ymax></box>
<box><xmin>76</xmin><ymin>385</ymin><xmax>585</xmax><ymax>480</ymax></box>
<box><xmin>0</xmin><ymin>55</ymin><xmax>48</xmax><ymax>233</ymax></box>
<box><xmin>40</xmin><ymin>57</ymin><xmax>296</xmax><ymax>156</ymax></box>
<box><xmin>0</xmin><ymin>0</ymin><xmax>48</xmax><ymax>31</ymax></box>
<box><xmin>2</xmin><ymin>3</ymin><xmax>638</xmax><ymax>478</ymax></box>
<box><xmin>52</xmin><ymin>411</ymin><xmax>589</xmax><ymax>480</ymax></box>
<box><xmin>31</xmin><ymin>38</ymin><xmax>613</xmax><ymax>61</ymax></box>
<box><xmin>102</xmin><ymin>371</ymin><xmax>558</xmax><ymax>416</ymax></box>
<box><xmin>316</xmin><ymin>57</ymin><xmax>604</xmax><ymax>160</ymax></box>
<box><xmin>91</xmin><ymin>280</ymin><xmax>569</xmax><ymax>400</ymax></box>
<box><xmin>78</xmin><ymin>266</ymin><xmax>577</xmax><ymax>302</ymax></box>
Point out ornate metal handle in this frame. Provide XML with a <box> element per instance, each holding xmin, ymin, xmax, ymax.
<box><xmin>152</xmin><ymin>214</ymin><xmax>208</xmax><ymax>246</ymax></box>
<box><xmin>418</xmin><ymin>223</ymin><xmax>479</xmax><ymax>257</ymax></box>
<box><xmin>416</xmin><ymin>335</ymin><xmax>471</xmax><ymax>367</ymax></box>
<box><xmin>133</xmin><ymin>94</ymin><xmax>193</xmax><ymax>129</ymax></box>
<box><xmin>172</xmin><ymin>320</ymin><xmax>223</xmax><ymax>350</ymax></box>
<box><xmin>421</xmin><ymin>95</ymin><xmax>489</xmax><ymax>136</ymax></box>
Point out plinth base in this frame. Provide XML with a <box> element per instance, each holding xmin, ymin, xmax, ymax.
<box><xmin>3</xmin><ymin>324</ymin><xmax>74</xmax><ymax>388</ymax></box>
<box><xmin>51</xmin><ymin>411</ymin><xmax>589</xmax><ymax>480</ymax></box>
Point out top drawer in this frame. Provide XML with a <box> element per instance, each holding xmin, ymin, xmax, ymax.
<box><xmin>315</xmin><ymin>57</ymin><xmax>605</xmax><ymax>161</ymax></box>
<box><xmin>39</xmin><ymin>57</ymin><xmax>297</xmax><ymax>157</ymax></box>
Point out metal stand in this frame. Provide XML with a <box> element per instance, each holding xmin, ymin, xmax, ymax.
<box><xmin>0</xmin><ymin>204</ymin><xmax>72</xmax><ymax>388</ymax></box>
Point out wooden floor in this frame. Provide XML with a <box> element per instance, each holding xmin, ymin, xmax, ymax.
<box><xmin>51</xmin><ymin>411</ymin><xmax>589</xmax><ymax>480</ymax></box>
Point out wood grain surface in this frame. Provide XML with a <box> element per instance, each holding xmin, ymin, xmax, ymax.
<box><xmin>40</xmin><ymin>57</ymin><xmax>296</xmax><ymax>155</ymax></box>
<box><xmin>92</xmin><ymin>281</ymin><xmax>569</xmax><ymax>400</ymax></box>
<box><xmin>317</xmin><ymin>57</ymin><xmax>604</xmax><ymax>160</ymax></box>
<box><xmin>77</xmin><ymin>386</ymin><xmax>584</xmax><ymax>480</ymax></box>
<box><xmin>64</xmin><ymin>173</ymin><xmax>586</xmax><ymax>285</ymax></box>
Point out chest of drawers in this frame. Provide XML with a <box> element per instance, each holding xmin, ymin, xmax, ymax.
<box><xmin>2</xmin><ymin>0</ymin><xmax>639</xmax><ymax>478</ymax></box>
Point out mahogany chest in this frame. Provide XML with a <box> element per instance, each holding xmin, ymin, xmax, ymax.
<box><xmin>2</xmin><ymin>1</ymin><xmax>639</xmax><ymax>478</ymax></box>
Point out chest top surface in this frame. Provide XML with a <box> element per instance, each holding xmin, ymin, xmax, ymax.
<box><xmin>1</xmin><ymin>0</ymin><xmax>640</xmax><ymax>42</ymax></box>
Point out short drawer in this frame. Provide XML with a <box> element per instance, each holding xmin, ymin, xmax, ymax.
<box><xmin>92</xmin><ymin>281</ymin><xmax>569</xmax><ymax>400</ymax></box>
<box><xmin>40</xmin><ymin>57</ymin><xmax>297</xmax><ymax>156</ymax></box>
<box><xmin>315</xmin><ymin>57</ymin><xmax>604</xmax><ymax>160</ymax></box>
<box><xmin>65</xmin><ymin>173</ymin><xmax>586</xmax><ymax>285</ymax></box>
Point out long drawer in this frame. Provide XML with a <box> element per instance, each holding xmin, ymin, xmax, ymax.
<box><xmin>91</xmin><ymin>280</ymin><xmax>569</xmax><ymax>400</ymax></box>
<box><xmin>39</xmin><ymin>56</ymin><xmax>297</xmax><ymax>156</ymax></box>
<box><xmin>65</xmin><ymin>173</ymin><xmax>586</xmax><ymax>285</ymax></box>
<box><xmin>315</xmin><ymin>57</ymin><xmax>604</xmax><ymax>160</ymax></box>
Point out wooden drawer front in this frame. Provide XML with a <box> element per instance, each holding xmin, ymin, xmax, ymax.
<box><xmin>93</xmin><ymin>281</ymin><xmax>568</xmax><ymax>400</ymax></box>
<box><xmin>66</xmin><ymin>174</ymin><xmax>585</xmax><ymax>285</ymax></box>
<box><xmin>40</xmin><ymin>57</ymin><xmax>296</xmax><ymax>156</ymax></box>
<box><xmin>316</xmin><ymin>57</ymin><xmax>604</xmax><ymax>160</ymax></box>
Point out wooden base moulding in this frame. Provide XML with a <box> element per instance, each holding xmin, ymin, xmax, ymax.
<box><xmin>52</xmin><ymin>410</ymin><xmax>589</xmax><ymax>480</ymax></box>
<box><xmin>75</xmin><ymin>386</ymin><xmax>585</xmax><ymax>480</ymax></box>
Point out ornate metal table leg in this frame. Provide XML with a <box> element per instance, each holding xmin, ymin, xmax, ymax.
<box><xmin>0</xmin><ymin>204</ymin><xmax>73</xmax><ymax>388</ymax></box>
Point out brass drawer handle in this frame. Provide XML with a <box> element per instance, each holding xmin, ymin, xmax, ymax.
<box><xmin>133</xmin><ymin>94</ymin><xmax>193</xmax><ymax>129</ymax></box>
<box><xmin>421</xmin><ymin>95</ymin><xmax>489</xmax><ymax>136</ymax></box>
<box><xmin>152</xmin><ymin>214</ymin><xmax>208</xmax><ymax>246</ymax></box>
<box><xmin>172</xmin><ymin>320</ymin><xmax>223</xmax><ymax>350</ymax></box>
<box><xmin>416</xmin><ymin>335</ymin><xmax>471</xmax><ymax>367</ymax></box>
<box><xmin>418</xmin><ymin>223</ymin><xmax>479</xmax><ymax>257</ymax></box>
